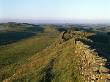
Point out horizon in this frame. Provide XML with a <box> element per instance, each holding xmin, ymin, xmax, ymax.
<box><xmin>1</xmin><ymin>19</ymin><xmax>110</xmax><ymax>24</ymax></box>
<box><xmin>0</xmin><ymin>0</ymin><xmax>110</xmax><ymax>24</ymax></box>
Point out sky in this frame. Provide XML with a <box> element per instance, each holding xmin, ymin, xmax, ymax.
<box><xmin>0</xmin><ymin>0</ymin><xmax>110</xmax><ymax>23</ymax></box>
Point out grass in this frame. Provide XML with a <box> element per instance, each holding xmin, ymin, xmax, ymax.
<box><xmin>0</xmin><ymin>31</ymin><xmax>35</xmax><ymax>45</ymax></box>
<box><xmin>0</xmin><ymin>32</ymin><xmax>59</xmax><ymax>81</ymax></box>
<box><xmin>0</xmin><ymin>33</ymin><xmax>56</xmax><ymax>66</ymax></box>
<box><xmin>51</xmin><ymin>39</ymin><xmax>82</xmax><ymax>82</ymax></box>
<box><xmin>1</xmin><ymin>38</ymin><xmax>82</xmax><ymax>82</ymax></box>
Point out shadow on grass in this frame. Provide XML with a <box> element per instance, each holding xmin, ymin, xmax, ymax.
<box><xmin>39</xmin><ymin>59</ymin><xmax>55</xmax><ymax>82</ymax></box>
<box><xmin>83</xmin><ymin>34</ymin><xmax>110</xmax><ymax>69</ymax></box>
<box><xmin>0</xmin><ymin>31</ymin><xmax>36</xmax><ymax>45</ymax></box>
<box><xmin>0</xmin><ymin>25</ymin><xmax>44</xmax><ymax>45</ymax></box>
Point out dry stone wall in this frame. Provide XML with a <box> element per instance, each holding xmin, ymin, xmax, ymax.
<box><xmin>75</xmin><ymin>41</ymin><xmax>110</xmax><ymax>82</ymax></box>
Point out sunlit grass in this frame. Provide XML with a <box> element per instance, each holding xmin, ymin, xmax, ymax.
<box><xmin>1</xmin><ymin>38</ymin><xmax>82</xmax><ymax>82</ymax></box>
<box><xmin>0</xmin><ymin>32</ymin><xmax>59</xmax><ymax>81</ymax></box>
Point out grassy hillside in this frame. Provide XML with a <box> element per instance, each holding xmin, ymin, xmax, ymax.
<box><xmin>2</xmin><ymin>38</ymin><xmax>82</xmax><ymax>82</ymax></box>
<box><xmin>0</xmin><ymin>23</ymin><xmax>44</xmax><ymax>45</ymax></box>
<box><xmin>0</xmin><ymin>32</ymin><xmax>59</xmax><ymax>81</ymax></box>
<box><xmin>0</xmin><ymin>23</ymin><xmax>60</xmax><ymax>81</ymax></box>
<box><xmin>0</xmin><ymin>23</ymin><xmax>110</xmax><ymax>82</ymax></box>
<box><xmin>0</xmin><ymin>33</ymin><xmax>57</xmax><ymax>65</ymax></box>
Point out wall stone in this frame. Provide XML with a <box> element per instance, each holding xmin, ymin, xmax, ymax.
<box><xmin>75</xmin><ymin>41</ymin><xmax>110</xmax><ymax>82</ymax></box>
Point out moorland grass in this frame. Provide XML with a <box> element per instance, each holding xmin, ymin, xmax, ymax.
<box><xmin>2</xmin><ymin>38</ymin><xmax>82</xmax><ymax>82</ymax></box>
<box><xmin>0</xmin><ymin>32</ymin><xmax>59</xmax><ymax>81</ymax></box>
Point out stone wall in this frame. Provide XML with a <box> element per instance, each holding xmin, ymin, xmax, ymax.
<box><xmin>75</xmin><ymin>41</ymin><xmax>110</xmax><ymax>82</ymax></box>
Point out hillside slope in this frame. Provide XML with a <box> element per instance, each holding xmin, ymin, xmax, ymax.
<box><xmin>2</xmin><ymin>31</ymin><xmax>110</xmax><ymax>82</ymax></box>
